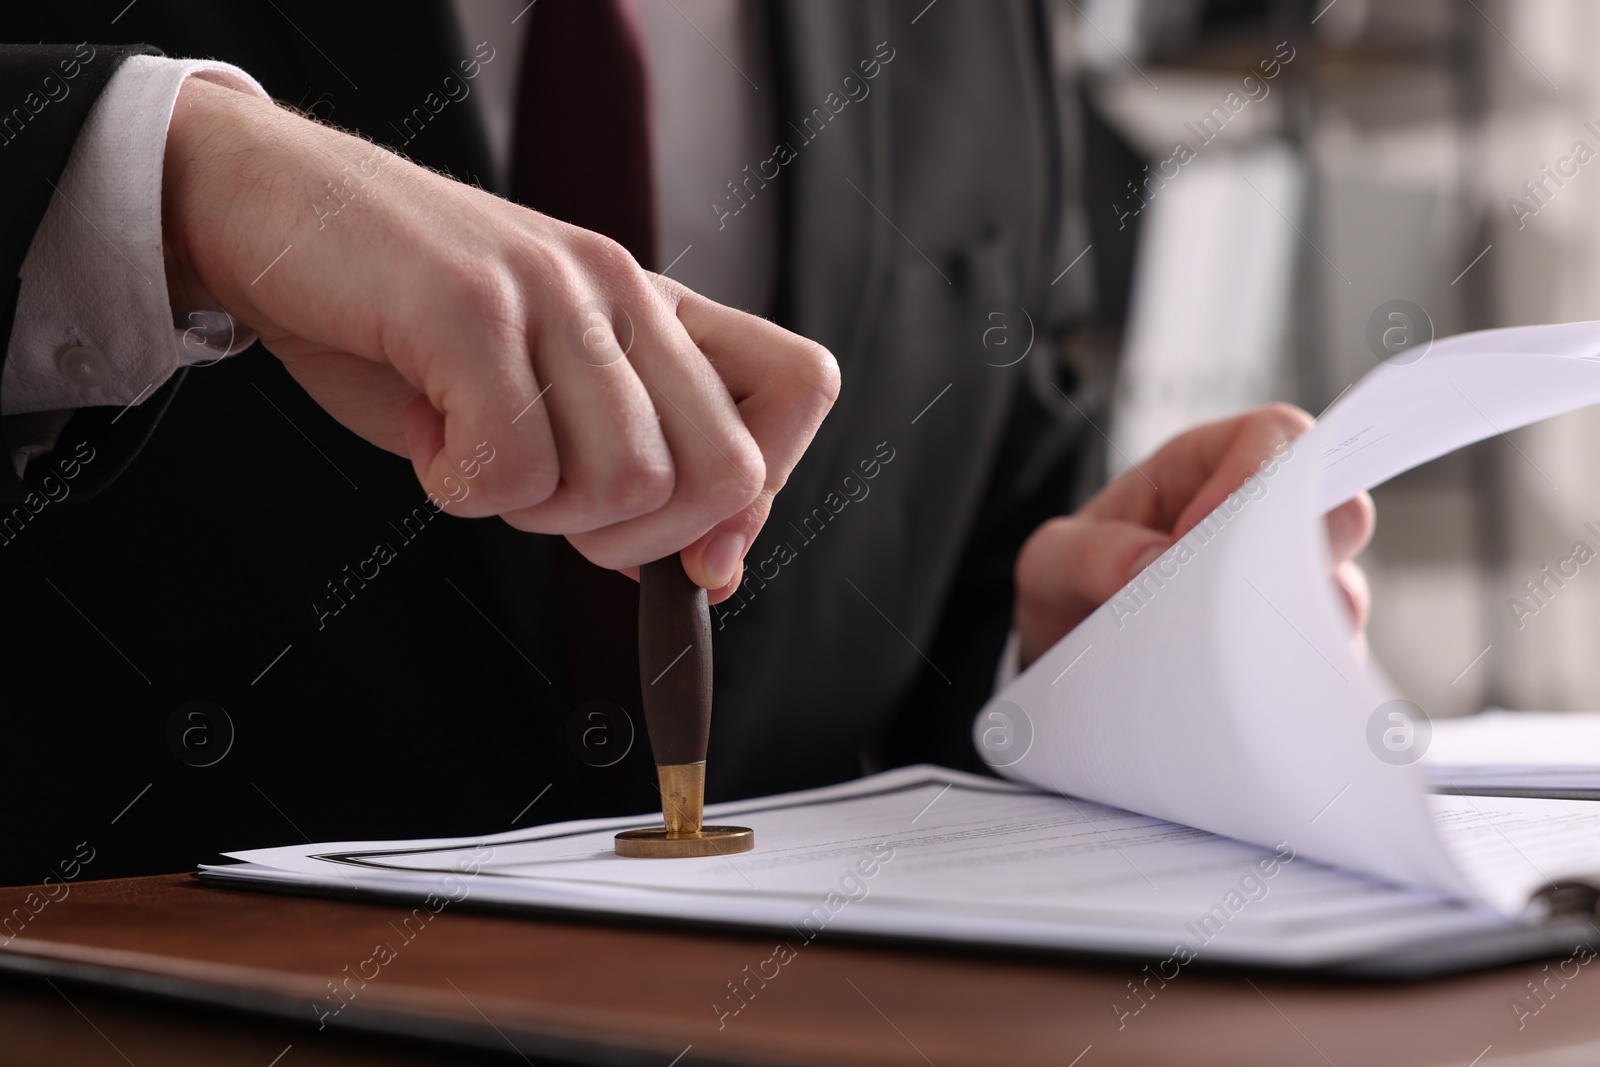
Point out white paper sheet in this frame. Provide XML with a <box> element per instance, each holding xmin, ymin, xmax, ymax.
<box><xmin>205</xmin><ymin>765</ymin><xmax>1519</xmax><ymax>967</ymax></box>
<box><xmin>1425</xmin><ymin>710</ymin><xmax>1600</xmax><ymax>792</ymax></box>
<box><xmin>1430</xmin><ymin>791</ymin><xmax>1600</xmax><ymax>915</ymax></box>
<box><xmin>981</xmin><ymin>321</ymin><xmax>1600</xmax><ymax>915</ymax></box>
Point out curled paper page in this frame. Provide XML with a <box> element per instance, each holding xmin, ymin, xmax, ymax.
<box><xmin>979</xmin><ymin>321</ymin><xmax>1600</xmax><ymax>915</ymax></box>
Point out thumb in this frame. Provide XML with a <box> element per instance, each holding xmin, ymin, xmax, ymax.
<box><xmin>1015</xmin><ymin>516</ymin><xmax>1170</xmax><ymax>665</ymax></box>
<box><xmin>679</xmin><ymin>490</ymin><xmax>773</xmax><ymax>605</ymax></box>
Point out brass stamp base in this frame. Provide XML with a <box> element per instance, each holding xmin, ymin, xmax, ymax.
<box><xmin>614</xmin><ymin>826</ymin><xmax>755</xmax><ymax>858</ymax></box>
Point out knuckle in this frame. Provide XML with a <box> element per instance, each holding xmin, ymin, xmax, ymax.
<box><xmin>723</xmin><ymin>437</ymin><xmax>768</xmax><ymax>505</ymax></box>
<box><xmin>705</xmin><ymin>470</ymin><xmax>760</xmax><ymax>517</ymax></box>
<box><xmin>611</xmin><ymin>281</ymin><xmax>666</xmax><ymax>337</ymax></box>
<box><xmin>648</xmin><ymin>271</ymin><xmax>689</xmax><ymax>306</ymax></box>
<box><xmin>1014</xmin><ymin>533</ymin><xmax>1045</xmax><ymax>591</ymax></box>
<box><xmin>465</xmin><ymin>434</ymin><xmax>559</xmax><ymax>510</ymax></box>
<box><xmin>485</xmin><ymin>456</ymin><xmax>559</xmax><ymax>511</ymax></box>
<box><xmin>574</xmin><ymin>230</ymin><xmax>644</xmax><ymax>286</ymax></box>
<box><xmin>521</xmin><ymin>460</ymin><xmax>562</xmax><ymax>505</ymax></box>
<box><xmin>1259</xmin><ymin>402</ymin><xmax>1313</xmax><ymax>438</ymax></box>
<box><xmin>602</xmin><ymin>455</ymin><xmax>675</xmax><ymax>517</ymax></box>
<box><xmin>1016</xmin><ymin>516</ymin><xmax>1076</xmax><ymax>578</ymax></box>
<box><xmin>1035</xmin><ymin>514</ymin><xmax>1079</xmax><ymax>545</ymax></box>
<box><xmin>444</xmin><ymin>263</ymin><xmax>520</xmax><ymax>327</ymax></box>
<box><xmin>695</xmin><ymin>451</ymin><xmax>764</xmax><ymax>516</ymax></box>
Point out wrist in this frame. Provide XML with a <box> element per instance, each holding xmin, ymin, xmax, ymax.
<box><xmin>162</xmin><ymin>77</ymin><xmax>233</xmax><ymax>313</ymax></box>
<box><xmin>162</xmin><ymin>76</ymin><xmax>286</xmax><ymax>318</ymax></box>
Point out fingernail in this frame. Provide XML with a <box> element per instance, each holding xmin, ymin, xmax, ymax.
<box><xmin>702</xmin><ymin>532</ymin><xmax>747</xmax><ymax>589</ymax></box>
<box><xmin>1131</xmin><ymin>544</ymin><xmax>1165</xmax><ymax>576</ymax></box>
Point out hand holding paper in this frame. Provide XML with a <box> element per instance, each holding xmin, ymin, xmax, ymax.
<box><xmin>1014</xmin><ymin>404</ymin><xmax>1374</xmax><ymax>666</ymax></box>
<box><xmin>985</xmin><ymin>318</ymin><xmax>1600</xmax><ymax>915</ymax></box>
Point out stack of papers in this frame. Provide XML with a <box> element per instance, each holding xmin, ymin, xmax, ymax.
<box><xmin>210</xmin><ymin>320</ymin><xmax>1600</xmax><ymax>974</ymax></box>
<box><xmin>1428</xmin><ymin>711</ymin><xmax>1600</xmax><ymax>795</ymax></box>
<box><xmin>203</xmin><ymin>765</ymin><xmax>1599</xmax><ymax>975</ymax></box>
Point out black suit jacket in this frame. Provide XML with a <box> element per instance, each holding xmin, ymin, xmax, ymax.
<box><xmin>0</xmin><ymin>1</ymin><xmax>1130</xmax><ymax>885</ymax></box>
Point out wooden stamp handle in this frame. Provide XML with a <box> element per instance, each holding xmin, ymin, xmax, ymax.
<box><xmin>637</xmin><ymin>557</ymin><xmax>712</xmax><ymax>767</ymax></box>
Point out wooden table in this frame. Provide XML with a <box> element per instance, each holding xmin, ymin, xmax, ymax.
<box><xmin>0</xmin><ymin>875</ymin><xmax>1596</xmax><ymax>1066</ymax></box>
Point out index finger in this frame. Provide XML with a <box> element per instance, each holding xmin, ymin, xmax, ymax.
<box><xmin>1086</xmin><ymin>403</ymin><xmax>1312</xmax><ymax>537</ymax></box>
<box><xmin>660</xmin><ymin>279</ymin><xmax>840</xmax><ymax>594</ymax></box>
<box><xmin>661</xmin><ymin>279</ymin><xmax>840</xmax><ymax>484</ymax></box>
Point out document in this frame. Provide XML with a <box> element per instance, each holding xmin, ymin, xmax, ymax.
<box><xmin>983</xmin><ymin>319</ymin><xmax>1600</xmax><ymax>921</ymax></box>
<box><xmin>203</xmin><ymin>764</ymin><xmax>1595</xmax><ymax>971</ymax></box>
<box><xmin>208</xmin><ymin>320</ymin><xmax>1600</xmax><ymax>971</ymax></box>
<box><xmin>1427</xmin><ymin>710</ymin><xmax>1600</xmax><ymax>794</ymax></box>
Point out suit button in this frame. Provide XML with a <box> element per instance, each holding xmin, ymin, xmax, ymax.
<box><xmin>56</xmin><ymin>345</ymin><xmax>111</xmax><ymax>388</ymax></box>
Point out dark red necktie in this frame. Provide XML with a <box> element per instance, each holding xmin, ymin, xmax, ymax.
<box><xmin>512</xmin><ymin>0</ymin><xmax>656</xmax><ymax>792</ymax></box>
<box><xmin>514</xmin><ymin>0</ymin><xmax>657</xmax><ymax>267</ymax></box>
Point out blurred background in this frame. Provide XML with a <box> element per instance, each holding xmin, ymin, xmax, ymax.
<box><xmin>1068</xmin><ymin>0</ymin><xmax>1600</xmax><ymax>720</ymax></box>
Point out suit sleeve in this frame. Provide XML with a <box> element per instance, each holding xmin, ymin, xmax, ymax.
<box><xmin>0</xmin><ymin>44</ymin><xmax>265</xmax><ymax>504</ymax></box>
<box><xmin>4</xmin><ymin>56</ymin><xmax>266</xmax><ymax>424</ymax></box>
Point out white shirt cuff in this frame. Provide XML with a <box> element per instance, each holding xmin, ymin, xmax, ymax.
<box><xmin>993</xmin><ymin>628</ymin><xmax>1023</xmax><ymax>693</ymax></box>
<box><xmin>2</xmin><ymin>55</ymin><xmax>269</xmax><ymax>419</ymax></box>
